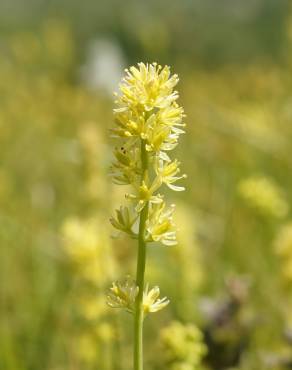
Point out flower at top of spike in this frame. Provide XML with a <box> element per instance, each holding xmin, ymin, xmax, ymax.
<box><xmin>112</xmin><ymin>62</ymin><xmax>185</xmax><ymax>157</ymax></box>
<box><xmin>116</xmin><ymin>63</ymin><xmax>179</xmax><ymax>111</ymax></box>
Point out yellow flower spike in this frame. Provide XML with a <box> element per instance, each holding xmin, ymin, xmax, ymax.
<box><xmin>108</xmin><ymin>62</ymin><xmax>186</xmax><ymax>370</ymax></box>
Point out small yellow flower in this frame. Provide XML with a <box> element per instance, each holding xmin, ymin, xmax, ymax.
<box><xmin>143</xmin><ymin>284</ymin><xmax>169</xmax><ymax>314</ymax></box>
<box><xmin>146</xmin><ymin>202</ymin><xmax>177</xmax><ymax>246</ymax></box>
<box><xmin>107</xmin><ymin>276</ymin><xmax>138</xmax><ymax>313</ymax></box>
<box><xmin>110</xmin><ymin>206</ymin><xmax>139</xmax><ymax>236</ymax></box>
<box><xmin>154</xmin><ymin>158</ymin><xmax>186</xmax><ymax>191</ymax></box>
<box><xmin>145</xmin><ymin>120</ymin><xmax>173</xmax><ymax>152</ymax></box>
<box><xmin>126</xmin><ymin>181</ymin><xmax>164</xmax><ymax>213</ymax></box>
<box><xmin>110</xmin><ymin>146</ymin><xmax>141</xmax><ymax>185</ymax></box>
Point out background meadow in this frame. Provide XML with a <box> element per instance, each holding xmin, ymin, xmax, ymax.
<box><xmin>1</xmin><ymin>1</ymin><xmax>292</xmax><ymax>369</ymax></box>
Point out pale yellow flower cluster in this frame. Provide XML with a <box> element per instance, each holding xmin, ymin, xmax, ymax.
<box><xmin>110</xmin><ymin>62</ymin><xmax>186</xmax><ymax>246</ymax></box>
<box><xmin>109</xmin><ymin>63</ymin><xmax>185</xmax><ymax>316</ymax></box>
<box><xmin>112</xmin><ymin>63</ymin><xmax>183</xmax><ymax>140</ymax></box>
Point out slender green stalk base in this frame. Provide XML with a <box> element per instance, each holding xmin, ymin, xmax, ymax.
<box><xmin>134</xmin><ymin>140</ymin><xmax>149</xmax><ymax>370</ymax></box>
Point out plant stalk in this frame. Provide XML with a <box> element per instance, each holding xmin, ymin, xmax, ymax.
<box><xmin>134</xmin><ymin>139</ymin><xmax>149</xmax><ymax>370</ymax></box>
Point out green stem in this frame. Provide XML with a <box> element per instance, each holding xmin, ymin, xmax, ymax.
<box><xmin>134</xmin><ymin>139</ymin><xmax>149</xmax><ymax>370</ymax></box>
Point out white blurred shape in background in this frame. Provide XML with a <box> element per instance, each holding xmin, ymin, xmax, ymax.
<box><xmin>80</xmin><ymin>38</ymin><xmax>125</xmax><ymax>96</ymax></box>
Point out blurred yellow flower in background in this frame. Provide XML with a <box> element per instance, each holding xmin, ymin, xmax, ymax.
<box><xmin>61</xmin><ymin>216</ymin><xmax>114</xmax><ymax>285</ymax></box>
<box><xmin>160</xmin><ymin>321</ymin><xmax>207</xmax><ymax>370</ymax></box>
<box><xmin>238</xmin><ymin>176</ymin><xmax>289</xmax><ymax>218</ymax></box>
<box><xmin>275</xmin><ymin>223</ymin><xmax>292</xmax><ymax>282</ymax></box>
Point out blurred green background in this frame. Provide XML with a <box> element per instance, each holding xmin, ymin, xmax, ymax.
<box><xmin>1</xmin><ymin>1</ymin><xmax>292</xmax><ymax>369</ymax></box>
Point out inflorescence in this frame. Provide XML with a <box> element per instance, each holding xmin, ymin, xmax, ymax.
<box><xmin>107</xmin><ymin>62</ymin><xmax>186</xmax><ymax>315</ymax></box>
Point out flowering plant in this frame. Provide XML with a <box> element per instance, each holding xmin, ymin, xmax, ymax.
<box><xmin>107</xmin><ymin>62</ymin><xmax>186</xmax><ymax>370</ymax></box>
